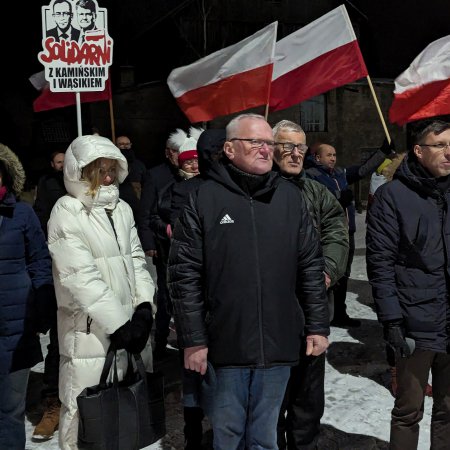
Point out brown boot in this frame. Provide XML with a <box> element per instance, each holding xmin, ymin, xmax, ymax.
<box><xmin>390</xmin><ymin>366</ymin><xmax>398</xmax><ymax>397</ymax></box>
<box><xmin>33</xmin><ymin>397</ymin><xmax>61</xmax><ymax>440</ymax></box>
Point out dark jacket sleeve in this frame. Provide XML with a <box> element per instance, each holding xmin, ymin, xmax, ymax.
<box><xmin>345</xmin><ymin>150</ymin><xmax>387</xmax><ymax>185</ymax></box>
<box><xmin>366</xmin><ymin>187</ymin><xmax>403</xmax><ymax>323</ymax></box>
<box><xmin>167</xmin><ymin>192</ymin><xmax>207</xmax><ymax>349</ymax></box>
<box><xmin>295</xmin><ymin>193</ymin><xmax>330</xmax><ymax>337</ymax></box>
<box><xmin>25</xmin><ymin>206</ymin><xmax>56</xmax><ymax>333</ymax></box>
<box><xmin>304</xmin><ymin>180</ymin><xmax>349</xmax><ymax>286</ymax></box>
<box><xmin>138</xmin><ymin>170</ymin><xmax>157</xmax><ymax>251</ymax></box>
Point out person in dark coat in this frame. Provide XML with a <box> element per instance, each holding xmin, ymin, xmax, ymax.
<box><xmin>0</xmin><ymin>143</ymin><xmax>55</xmax><ymax>450</ymax></box>
<box><xmin>33</xmin><ymin>150</ymin><xmax>66</xmax><ymax>440</ymax></box>
<box><xmin>306</xmin><ymin>140</ymin><xmax>395</xmax><ymax>327</ymax></box>
<box><xmin>34</xmin><ymin>151</ymin><xmax>66</xmax><ymax>238</ymax></box>
<box><xmin>138</xmin><ymin>128</ymin><xmax>184</xmax><ymax>360</ymax></box>
<box><xmin>272</xmin><ymin>120</ymin><xmax>348</xmax><ymax>450</ymax></box>
<box><xmin>115</xmin><ymin>134</ymin><xmax>147</xmax><ymax>221</ymax></box>
<box><xmin>366</xmin><ymin>118</ymin><xmax>450</xmax><ymax>450</ymax></box>
<box><xmin>168</xmin><ymin>114</ymin><xmax>329</xmax><ymax>450</ymax></box>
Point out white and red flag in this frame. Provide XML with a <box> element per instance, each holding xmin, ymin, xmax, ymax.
<box><xmin>30</xmin><ymin>71</ymin><xmax>111</xmax><ymax>112</ymax></box>
<box><xmin>167</xmin><ymin>22</ymin><xmax>278</xmax><ymax>123</ymax></box>
<box><xmin>389</xmin><ymin>35</ymin><xmax>450</xmax><ymax>125</ymax></box>
<box><xmin>269</xmin><ymin>5</ymin><xmax>367</xmax><ymax>112</ymax></box>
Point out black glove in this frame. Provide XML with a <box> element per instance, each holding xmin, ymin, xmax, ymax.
<box><xmin>380</xmin><ymin>138</ymin><xmax>396</xmax><ymax>158</ymax></box>
<box><xmin>128</xmin><ymin>302</ymin><xmax>153</xmax><ymax>354</ymax></box>
<box><xmin>383</xmin><ymin>320</ymin><xmax>411</xmax><ymax>358</ymax></box>
<box><xmin>34</xmin><ymin>284</ymin><xmax>58</xmax><ymax>334</ymax></box>
<box><xmin>110</xmin><ymin>320</ymin><xmax>134</xmax><ymax>351</ymax></box>
<box><xmin>337</xmin><ymin>189</ymin><xmax>354</xmax><ymax>209</ymax></box>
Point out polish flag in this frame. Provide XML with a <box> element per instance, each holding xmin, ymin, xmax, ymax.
<box><xmin>389</xmin><ymin>36</ymin><xmax>450</xmax><ymax>125</ymax></box>
<box><xmin>30</xmin><ymin>71</ymin><xmax>111</xmax><ymax>113</ymax></box>
<box><xmin>270</xmin><ymin>5</ymin><xmax>367</xmax><ymax>112</ymax></box>
<box><xmin>167</xmin><ymin>22</ymin><xmax>277</xmax><ymax>123</ymax></box>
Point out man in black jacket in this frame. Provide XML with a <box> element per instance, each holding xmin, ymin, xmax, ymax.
<box><xmin>273</xmin><ymin>120</ymin><xmax>348</xmax><ymax>450</ymax></box>
<box><xmin>367</xmin><ymin>118</ymin><xmax>450</xmax><ymax>450</ymax></box>
<box><xmin>33</xmin><ymin>150</ymin><xmax>66</xmax><ymax>441</ymax></box>
<box><xmin>168</xmin><ymin>114</ymin><xmax>329</xmax><ymax>450</ymax></box>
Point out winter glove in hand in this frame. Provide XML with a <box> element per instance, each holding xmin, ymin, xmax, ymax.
<box><xmin>128</xmin><ymin>302</ymin><xmax>153</xmax><ymax>354</ymax></box>
<box><xmin>110</xmin><ymin>320</ymin><xmax>134</xmax><ymax>351</ymax></box>
<box><xmin>34</xmin><ymin>284</ymin><xmax>57</xmax><ymax>334</ymax></box>
<box><xmin>383</xmin><ymin>320</ymin><xmax>411</xmax><ymax>358</ymax></box>
<box><xmin>380</xmin><ymin>138</ymin><xmax>396</xmax><ymax>158</ymax></box>
<box><xmin>337</xmin><ymin>189</ymin><xmax>354</xmax><ymax>209</ymax></box>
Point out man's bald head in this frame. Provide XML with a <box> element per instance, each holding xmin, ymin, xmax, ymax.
<box><xmin>315</xmin><ymin>144</ymin><xmax>337</xmax><ymax>170</ymax></box>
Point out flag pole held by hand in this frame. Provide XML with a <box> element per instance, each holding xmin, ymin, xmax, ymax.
<box><xmin>366</xmin><ymin>74</ymin><xmax>391</xmax><ymax>144</ymax></box>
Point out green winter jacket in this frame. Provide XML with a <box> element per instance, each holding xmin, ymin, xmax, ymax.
<box><xmin>289</xmin><ymin>171</ymin><xmax>349</xmax><ymax>287</ymax></box>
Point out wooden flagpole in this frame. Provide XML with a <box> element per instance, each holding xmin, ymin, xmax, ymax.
<box><xmin>366</xmin><ymin>75</ymin><xmax>392</xmax><ymax>144</ymax></box>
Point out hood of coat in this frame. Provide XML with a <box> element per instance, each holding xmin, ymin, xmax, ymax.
<box><xmin>64</xmin><ymin>135</ymin><xmax>128</xmax><ymax>208</ymax></box>
<box><xmin>395</xmin><ymin>153</ymin><xmax>442</xmax><ymax>198</ymax></box>
<box><xmin>0</xmin><ymin>143</ymin><xmax>25</xmax><ymax>197</ymax></box>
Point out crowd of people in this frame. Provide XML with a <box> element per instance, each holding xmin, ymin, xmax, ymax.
<box><xmin>0</xmin><ymin>114</ymin><xmax>449</xmax><ymax>450</ymax></box>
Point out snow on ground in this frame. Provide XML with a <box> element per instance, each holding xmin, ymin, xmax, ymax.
<box><xmin>25</xmin><ymin>211</ymin><xmax>433</xmax><ymax>449</ymax></box>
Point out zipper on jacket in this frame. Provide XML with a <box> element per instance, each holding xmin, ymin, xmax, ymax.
<box><xmin>86</xmin><ymin>316</ymin><xmax>93</xmax><ymax>334</ymax></box>
<box><xmin>249</xmin><ymin>198</ymin><xmax>265</xmax><ymax>367</ymax></box>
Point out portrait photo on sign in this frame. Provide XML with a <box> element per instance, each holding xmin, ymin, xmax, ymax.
<box><xmin>42</xmin><ymin>0</ymin><xmax>106</xmax><ymax>44</ymax></box>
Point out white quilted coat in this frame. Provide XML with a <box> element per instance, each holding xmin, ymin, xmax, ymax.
<box><xmin>47</xmin><ymin>135</ymin><xmax>155</xmax><ymax>450</ymax></box>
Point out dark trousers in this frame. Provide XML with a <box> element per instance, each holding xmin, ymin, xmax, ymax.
<box><xmin>154</xmin><ymin>255</ymin><xmax>172</xmax><ymax>349</ymax></box>
<box><xmin>331</xmin><ymin>232</ymin><xmax>355</xmax><ymax>320</ymax></box>
<box><xmin>277</xmin><ymin>341</ymin><xmax>326</xmax><ymax>450</ymax></box>
<box><xmin>42</xmin><ymin>326</ymin><xmax>59</xmax><ymax>399</ymax></box>
<box><xmin>390</xmin><ymin>349</ymin><xmax>450</xmax><ymax>450</ymax></box>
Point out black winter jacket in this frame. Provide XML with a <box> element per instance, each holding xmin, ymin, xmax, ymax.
<box><xmin>168</xmin><ymin>162</ymin><xmax>329</xmax><ymax>368</ymax></box>
<box><xmin>138</xmin><ymin>162</ymin><xmax>178</xmax><ymax>252</ymax></box>
<box><xmin>366</xmin><ymin>155</ymin><xmax>450</xmax><ymax>353</ymax></box>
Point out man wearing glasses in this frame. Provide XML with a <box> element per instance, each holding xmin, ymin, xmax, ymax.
<box><xmin>46</xmin><ymin>0</ymin><xmax>80</xmax><ymax>42</ymax></box>
<box><xmin>168</xmin><ymin>113</ymin><xmax>329</xmax><ymax>449</ymax></box>
<box><xmin>367</xmin><ymin>118</ymin><xmax>450</xmax><ymax>450</ymax></box>
<box><xmin>272</xmin><ymin>120</ymin><xmax>348</xmax><ymax>450</ymax></box>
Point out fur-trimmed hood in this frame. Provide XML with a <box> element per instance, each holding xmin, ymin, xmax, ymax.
<box><xmin>0</xmin><ymin>143</ymin><xmax>26</xmax><ymax>196</ymax></box>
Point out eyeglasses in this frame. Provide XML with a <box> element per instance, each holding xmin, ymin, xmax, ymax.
<box><xmin>53</xmin><ymin>12</ymin><xmax>71</xmax><ymax>17</ymax></box>
<box><xmin>419</xmin><ymin>143</ymin><xmax>450</xmax><ymax>151</ymax></box>
<box><xmin>230</xmin><ymin>138</ymin><xmax>275</xmax><ymax>151</ymax></box>
<box><xmin>276</xmin><ymin>142</ymin><xmax>308</xmax><ymax>155</ymax></box>
<box><xmin>78</xmin><ymin>12</ymin><xmax>93</xmax><ymax>17</ymax></box>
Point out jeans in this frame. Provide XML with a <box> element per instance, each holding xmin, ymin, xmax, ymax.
<box><xmin>0</xmin><ymin>368</ymin><xmax>30</xmax><ymax>450</ymax></box>
<box><xmin>209</xmin><ymin>366</ymin><xmax>290</xmax><ymax>450</ymax></box>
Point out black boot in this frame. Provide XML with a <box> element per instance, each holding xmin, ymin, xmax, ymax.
<box><xmin>184</xmin><ymin>406</ymin><xmax>204</xmax><ymax>450</ymax></box>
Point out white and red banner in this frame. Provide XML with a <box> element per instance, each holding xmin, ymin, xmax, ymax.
<box><xmin>167</xmin><ymin>22</ymin><xmax>278</xmax><ymax>123</ymax></box>
<box><xmin>30</xmin><ymin>70</ymin><xmax>111</xmax><ymax>112</ymax></box>
<box><xmin>389</xmin><ymin>35</ymin><xmax>450</xmax><ymax>125</ymax></box>
<box><xmin>269</xmin><ymin>5</ymin><xmax>367</xmax><ymax>112</ymax></box>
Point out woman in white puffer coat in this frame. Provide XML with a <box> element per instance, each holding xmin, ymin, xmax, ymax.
<box><xmin>47</xmin><ymin>135</ymin><xmax>155</xmax><ymax>449</ymax></box>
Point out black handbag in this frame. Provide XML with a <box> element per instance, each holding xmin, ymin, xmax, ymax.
<box><xmin>77</xmin><ymin>346</ymin><xmax>166</xmax><ymax>450</ymax></box>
